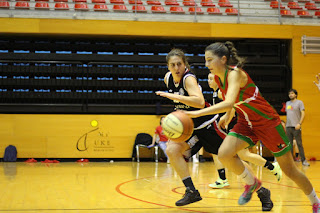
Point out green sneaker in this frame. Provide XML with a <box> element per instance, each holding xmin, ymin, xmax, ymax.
<box><xmin>270</xmin><ymin>162</ymin><xmax>282</xmax><ymax>182</ymax></box>
<box><xmin>209</xmin><ymin>178</ymin><xmax>230</xmax><ymax>189</ymax></box>
<box><xmin>238</xmin><ymin>178</ymin><xmax>262</xmax><ymax>205</ymax></box>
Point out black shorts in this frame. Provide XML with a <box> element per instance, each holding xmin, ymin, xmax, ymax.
<box><xmin>185</xmin><ymin>122</ymin><xmax>226</xmax><ymax>157</ymax></box>
<box><xmin>183</xmin><ymin>115</ymin><xmax>238</xmax><ymax>158</ymax></box>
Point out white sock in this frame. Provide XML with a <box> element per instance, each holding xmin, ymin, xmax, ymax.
<box><xmin>239</xmin><ymin>167</ymin><xmax>255</xmax><ymax>185</ymax></box>
<box><xmin>307</xmin><ymin>188</ymin><xmax>320</xmax><ymax>205</ymax></box>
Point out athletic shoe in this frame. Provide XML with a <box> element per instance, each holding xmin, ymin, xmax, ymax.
<box><xmin>302</xmin><ymin>160</ymin><xmax>310</xmax><ymax>167</ymax></box>
<box><xmin>257</xmin><ymin>187</ymin><xmax>273</xmax><ymax>211</ymax></box>
<box><xmin>313</xmin><ymin>203</ymin><xmax>320</xmax><ymax>213</ymax></box>
<box><xmin>238</xmin><ymin>178</ymin><xmax>262</xmax><ymax>205</ymax></box>
<box><xmin>208</xmin><ymin>178</ymin><xmax>230</xmax><ymax>189</ymax></box>
<box><xmin>199</xmin><ymin>155</ymin><xmax>206</xmax><ymax>162</ymax></box>
<box><xmin>270</xmin><ymin>162</ymin><xmax>282</xmax><ymax>182</ymax></box>
<box><xmin>175</xmin><ymin>187</ymin><xmax>202</xmax><ymax>206</ymax></box>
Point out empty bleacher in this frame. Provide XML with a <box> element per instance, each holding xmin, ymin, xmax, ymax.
<box><xmin>0</xmin><ymin>36</ymin><xmax>291</xmax><ymax>114</ymax></box>
<box><xmin>0</xmin><ymin>0</ymin><xmax>319</xmax><ymax>24</ymax></box>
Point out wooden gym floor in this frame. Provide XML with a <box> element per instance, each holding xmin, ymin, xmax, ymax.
<box><xmin>0</xmin><ymin>160</ymin><xmax>318</xmax><ymax>213</ymax></box>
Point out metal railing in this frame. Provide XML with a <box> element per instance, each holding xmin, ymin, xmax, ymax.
<box><xmin>0</xmin><ymin>0</ymin><xmax>319</xmax><ymax>25</ymax></box>
<box><xmin>301</xmin><ymin>35</ymin><xmax>320</xmax><ymax>55</ymax></box>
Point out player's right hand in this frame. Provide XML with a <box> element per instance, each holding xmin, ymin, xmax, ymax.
<box><xmin>218</xmin><ymin>114</ymin><xmax>229</xmax><ymax>130</ymax></box>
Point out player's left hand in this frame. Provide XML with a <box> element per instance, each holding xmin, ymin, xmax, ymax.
<box><xmin>156</xmin><ymin>91</ymin><xmax>177</xmax><ymax>101</ymax></box>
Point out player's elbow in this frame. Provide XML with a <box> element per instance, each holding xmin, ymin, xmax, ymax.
<box><xmin>197</xmin><ymin>99</ymin><xmax>205</xmax><ymax>109</ymax></box>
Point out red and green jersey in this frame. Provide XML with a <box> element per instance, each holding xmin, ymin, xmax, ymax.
<box><xmin>214</xmin><ymin>69</ymin><xmax>280</xmax><ymax>129</ymax></box>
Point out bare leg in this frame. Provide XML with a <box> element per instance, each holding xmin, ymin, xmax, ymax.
<box><xmin>277</xmin><ymin>151</ymin><xmax>312</xmax><ymax>194</ymax></box>
<box><xmin>166</xmin><ymin>140</ymin><xmax>202</xmax><ymax>206</ymax></box>
<box><xmin>238</xmin><ymin>149</ymin><xmax>266</xmax><ymax>167</ymax></box>
<box><xmin>219</xmin><ymin>135</ymin><xmax>262</xmax><ymax>205</ymax></box>
<box><xmin>209</xmin><ymin>154</ymin><xmax>230</xmax><ymax>188</ymax></box>
<box><xmin>218</xmin><ymin>135</ymin><xmax>250</xmax><ymax>175</ymax></box>
<box><xmin>212</xmin><ymin>154</ymin><xmax>225</xmax><ymax>170</ymax></box>
<box><xmin>238</xmin><ymin>148</ymin><xmax>282</xmax><ymax>182</ymax></box>
<box><xmin>166</xmin><ymin>141</ymin><xmax>190</xmax><ymax>179</ymax></box>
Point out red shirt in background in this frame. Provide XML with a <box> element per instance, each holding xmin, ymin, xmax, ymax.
<box><xmin>155</xmin><ymin>126</ymin><xmax>168</xmax><ymax>142</ymax></box>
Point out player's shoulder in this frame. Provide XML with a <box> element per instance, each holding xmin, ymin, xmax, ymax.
<box><xmin>164</xmin><ymin>72</ymin><xmax>171</xmax><ymax>84</ymax></box>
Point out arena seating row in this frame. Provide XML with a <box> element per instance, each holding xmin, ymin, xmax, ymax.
<box><xmin>0</xmin><ymin>0</ymin><xmax>233</xmax><ymax>5</ymax></box>
<box><xmin>0</xmin><ymin>37</ymin><xmax>291</xmax><ymax>114</ymax></box>
<box><xmin>0</xmin><ymin>3</ymin><xmax>239</xmax><ymax>14</ymax></box>
<box><xmin>0</xmin><ymin>0</ymin><xmax>239</xmax><ymax>14</ymax></box>
<box><xmin>269</xmin><ymin>0</ymin><xmax>320</xmax><ymax>17</ymax></box>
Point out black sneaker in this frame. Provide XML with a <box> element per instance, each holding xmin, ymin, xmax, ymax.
<box><xmin>175</xmin><ymin>187</ymin><xmax>202</xmax><ymax>206</ymax></box>
<box><xmin>199</xmin><ymin>155</ymin><xmax>206</xmax><ymax>162</ymax></box>
<box><xmin>257</xmin><ymin>187</ymin><xmax>273</xmax><ymax>211</ymax></box>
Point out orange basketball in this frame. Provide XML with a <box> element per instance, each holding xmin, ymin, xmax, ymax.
<box><xmin>161</xmin><ymin>110</ymin><xmax>194</xmax><ymax>142</ymax></box>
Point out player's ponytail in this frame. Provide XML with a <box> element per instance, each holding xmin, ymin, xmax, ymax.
<box><xmin>224</xmin><ymin>41</ymin><xmax>245</xmax><ymax>68</ymax></box>
<box><xmin>205</xmin><ymin>41</ymin><xmax>246</xmax><ymax>68</ymax></box>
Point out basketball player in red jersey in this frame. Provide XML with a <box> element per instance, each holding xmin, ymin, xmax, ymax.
<box><xmin>185</xmin><ymin>42</ymin><xmax>320</xmax><ymax>212</ymax></box>
<box><xmin>156</xmin><ymin>49</ymin><xmax>273</xmax><ymax>210</ymax></box>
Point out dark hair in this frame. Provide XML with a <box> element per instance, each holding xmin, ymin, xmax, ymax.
<box><xmin>160</xmin><ymin>116</ymin><xmax>165</xmax><ymax>125</ymax></box>
<box><xmin>205</xmin><ymin>41</ymin><xmax>246</xmax><ymax>68</ymax></box>
<box><xmin>166</xmin><ymin>48</ymin><xmax>191</xmax><ymax>70</ymax></box>
<box><xmin>289</xmin><ymin>89</ymin><xmax>298</xmax><ymax>96</ymax></box>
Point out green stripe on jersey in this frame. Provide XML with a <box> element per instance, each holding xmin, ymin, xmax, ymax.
<box><xmin>272</xmin><ymin>124</ymin><xmax>292</xmax><ymax>157</ymax></box>
<box><xmin>219</xmin><ymin>69</ymin><xmax>228</xmax><ymax>91</ymax></box>
<box><xmin>243</xmin><ymin>103</ymin><xmax>273</xmax><ymax>120</ymax></box>
<box><xmin>239</xmin><ymin>83</ymin><xmax>256</xmax><ymax>102</ymax></box>
<box><xmin>228</xmin><ymin>132</ymin><xmax>255</xmax><ymax>147</ymax></box>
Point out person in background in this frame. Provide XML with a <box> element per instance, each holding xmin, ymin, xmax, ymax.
<box><xmin>148</xmin><ymin>117</ymin><xmax>169</xmax><ymax>163</ymax></box>
<box><xmin>285</xmin><ymin>89</ymin><xmax>309</xmax><ymax>167</ymax></box>
<box><xmin>314</xmin><ymin>73</ymin><xmax>320</xmax><ymax>91</ymax></box>
<box><xmin>281</xmin><ymin>120</ymin><xmax>300</xmax><ymax>162</ymax></box>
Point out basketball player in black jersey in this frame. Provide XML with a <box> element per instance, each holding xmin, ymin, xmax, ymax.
<box><xmin>156</xmin><ymin>49</ymin><xmax>224</xmax><ymax>206</ymax></box>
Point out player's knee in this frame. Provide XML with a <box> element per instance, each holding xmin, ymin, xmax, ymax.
<box><xmin>218</xmin><ymin>149</ymin><xmax>232</xmax><ymax>163</ymax></box>
<box><xmin>165</xmin><ymin>145</ymin><xmax>180</xmax><ymax>158</ymax></box>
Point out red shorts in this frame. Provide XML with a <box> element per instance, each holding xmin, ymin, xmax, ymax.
<box><xmin>229</xmin><ymin>119</ymin><xmax>291</xmax><ymax>157</ymax></box>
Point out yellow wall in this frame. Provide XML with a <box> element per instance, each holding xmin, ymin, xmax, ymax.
<box><xmin>1</xmin><ymin>18</ymin><xmax>320</xmax><ymax>159</ymax></box>
<box><xmin>292</xmin><ymin>27</ymin><xmax>320</xmax><ymax>160</ymax></box>
<box><xmin>0</xmin><ymin>114</ymin><xmax>161</xmax><ymax>158</ymax></box>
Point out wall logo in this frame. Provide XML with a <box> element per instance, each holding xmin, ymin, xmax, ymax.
<box><xmin>76</xmin><ymin>122</ymin><xmax>114</xmax><ymax>152</ymax></box>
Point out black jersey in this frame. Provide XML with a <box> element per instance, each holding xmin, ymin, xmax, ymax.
<box><xmin>212</xmin><ymin>89</ymin><xmax>222</xmax><ymax>105</ymax></box>
<box><xmin>212</xmin><ymin>88</ymin><xmax>225</xmax><ymax>118</ymax></box>
<box><xmin>165</xmin><ymin>70</ymin><xmax>216</xmax><ymax>129</ymax></box>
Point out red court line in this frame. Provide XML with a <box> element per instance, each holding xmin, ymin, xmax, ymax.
<box><xmin>115</xmin><ymin>175</ymin><xmax>208</xmax><ymax>213</ymax></box>
<box><xmin>116</xmin><ymin>175</ymin><xmax>319</xmax><ymax>212</ymax></box>
<box><xmin>173</xmin><ymin>181</ymin><xmax>320</xmax><ymax>202</ymax></box>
